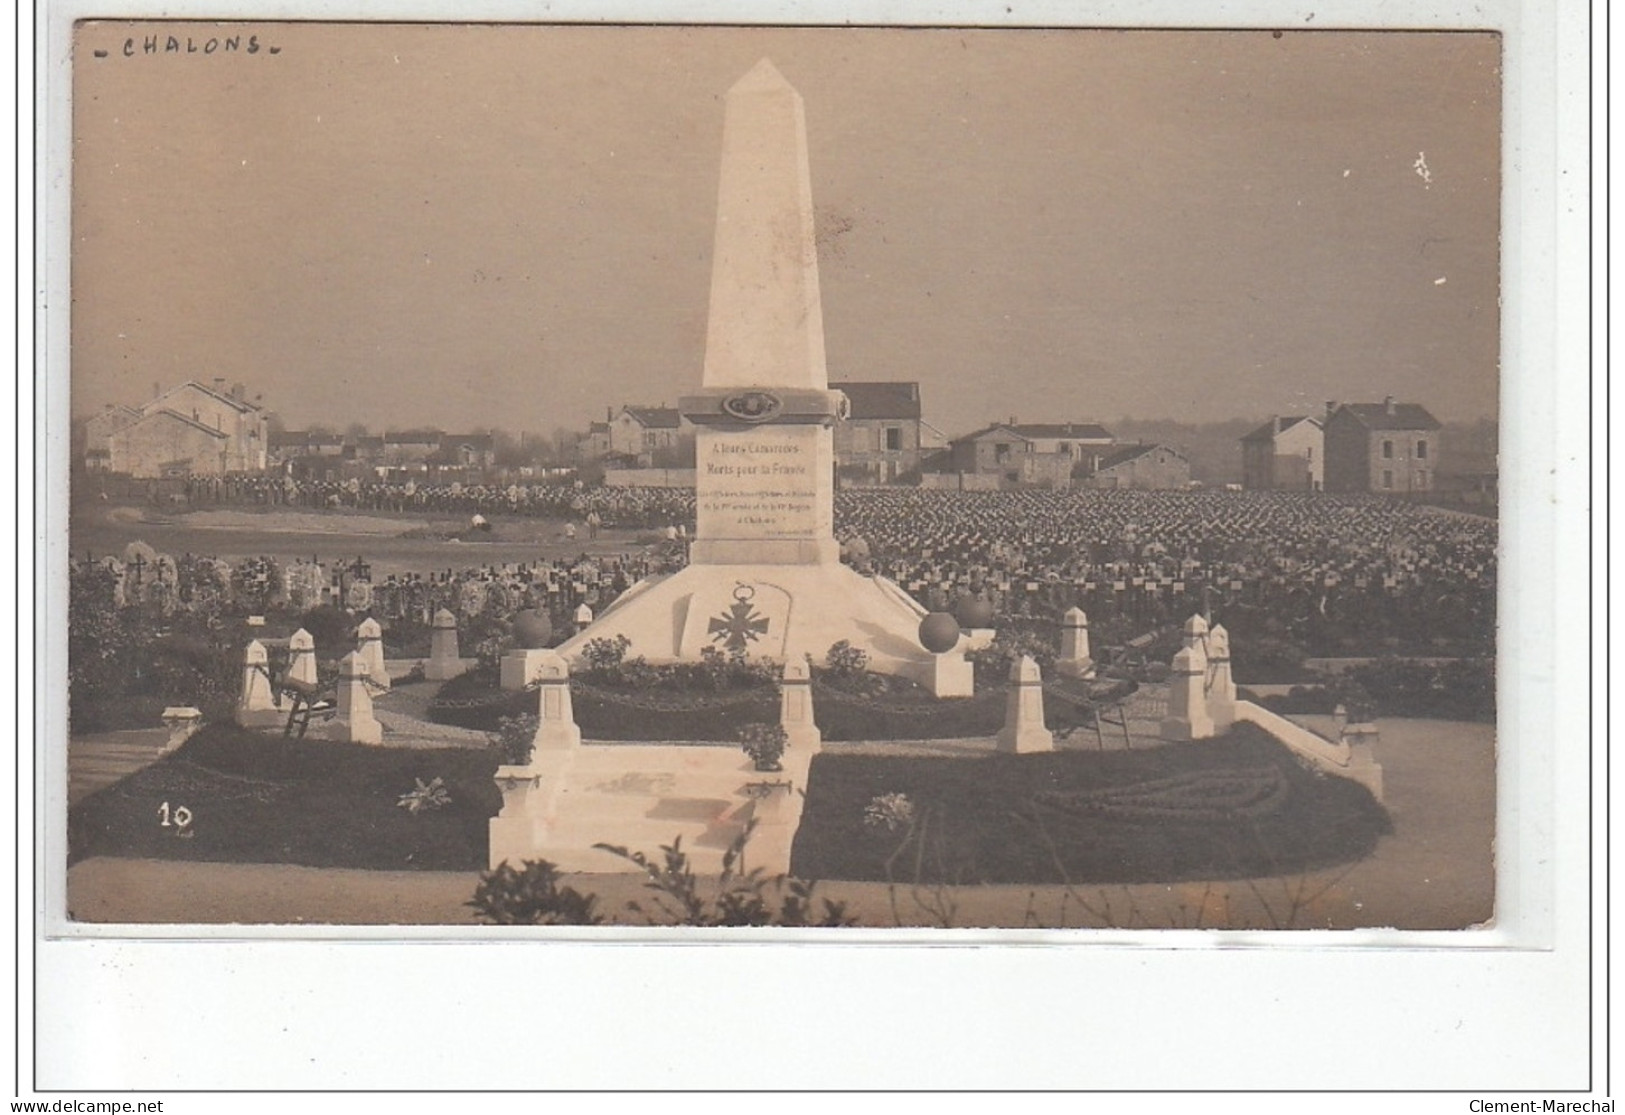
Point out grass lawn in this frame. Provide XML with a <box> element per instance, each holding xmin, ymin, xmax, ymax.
<box><xmin>68</xmin><ymin>723</ymin><xmax>501</xmax><ymax>871</ymax></box>
<box><xmin>791</xmin><ymin>723</ymin><xmax>1391</xmax><ymax>885</ymax></box>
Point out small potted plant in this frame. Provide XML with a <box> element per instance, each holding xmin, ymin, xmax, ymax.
<box><xmin>738</xmin><ymin>722</ymin><xmax>789</xmax><ymax>772</ymax></box>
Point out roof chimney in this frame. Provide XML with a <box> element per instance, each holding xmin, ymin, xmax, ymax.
<box><xmin>1325</xmin><ymin>400</ymin><xmax>1338</xmax><ymax>419</ymax></box>
<box><xmin>1273</xmin><ymin>415</ymin><xmax>1283</xmax><ymax>434</ymax></box>
<box><xmin>232</xmin><ymin>382</ymin><xmax>246</xmax><ymax>401</ymax></box>
<box><xmin>1384</xmin><ymin>395</ymin><xmax>1397</xmax><ymax>415</ymax></box>
<box><xmin>213</xmin><ymin>377</ymin><xmax>226</xmax><ymax>393</ymax></box>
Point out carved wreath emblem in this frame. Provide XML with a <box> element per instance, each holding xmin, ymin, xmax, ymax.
<box><xmin>721</xmin><ymin>391</ymin><xmax>783</xmax><ymax>423</ymax></box>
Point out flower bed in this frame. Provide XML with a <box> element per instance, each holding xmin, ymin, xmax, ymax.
<box><xmin>68</xmin><ymin>722</ymin><xmax>501</xmax><ymax>871</ymax></box>
<box><xmin>791</xmin><ymin>723</ymin><xmax>1390</xmax><ymax>885</ymax></box>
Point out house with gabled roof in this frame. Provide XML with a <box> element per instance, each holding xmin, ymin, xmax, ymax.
<box><xmin>1323</xmin><ymin>397</ymin><xmax>1443</xmax><ymax>494</ymax></box>
<box><xmin>107</xmin><ymin>408</ymin><xmax>234</xmax><ymax>478</ymax></box>
<box><xmin>1241</xmin><ymin>415</ymin><xmax>1324</xmax><ymax>491</ymax></box>
<box><xmin>99</xmin><ymin>377</ymin><xmax>268</xmax><ymax>475</ymax></box>
<box><xmin>610</xmin><ymin>405</ymin><xmax>689</xmax><ymax>466</ymax></box>
<box><xmin>830</xmin><ymin>380</ymin><xmax>927</xmax><ymax>483</ymax></box>
<box><xmin>945</xmin><ymin>417</ymin><xmax>1117</xmax><ymax>488</ymax></box>
<box><xmin>1088</xmin><ymin>442</ymin><xmax>1191</xmax><ymax>490</ymax></box>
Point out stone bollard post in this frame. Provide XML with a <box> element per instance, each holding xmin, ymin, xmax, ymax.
<box><xmin>1339</xmin><ymin>720</ymin><xmax>1385</xmax><ymax>801</ymax></box>
<box><xmin>1056</xmin><ymin>606</ymin><xmax>1095</xmax><ymax>679</ymax></box>
<box><xmin>160</xmin><ymin>706</ymin><xmax>203</xmax><ymax>751</ymax></box>
<box><xmin>1161</xmin><ymin>642</ymin><xmax>1215</xmax><ymax>741</ymax></box>
<box><xmin>355</xmin><ymin>617</ymin><xmax>390</xmax><ymax>691</ymax></box>
<box><xmin>286</xmin><ymin>628</ymin><xmax>319</xmax><ymax>687</ymax></box>
<box><xmin>330</xmin><ymin>651</ymin><xmax>383</xmax><ymax>744</ymax></box>
<box><xmin>779</xmin><ymin>658</ymin><xmax>822</xmax><ymax>750</ymax></box>
<box><xmin>425</xmin><ymin>608</ymin><xmax>465</xmax><ymax>681</ymax></box>
<box><xmin>531</xmin><ymin>650</ymin><xmax>582</xmax><ymax>751</ymax></box>
<box><xmin>1205</xmin><ymin>623</ymin><xmax>1237</xmax><ymax>731</ymax></box>
<box><xmin>235</xmin><ymin>639</ymin><xmax>281</xmax><ymax>727</ymax></box>
<box><xmin>1181</xmin><ymin>612</ymin><xmax>1209</xmax><ymax>650</ymax></box>
<box><xmin>996</xmin><ymin>655</ymin><xmax>1054</xmax><ymax>753</ymax></box>
<box><xmin>573</xmin><ymin>603</ymin><xmax>594</xmax><ymax>635</ymax></box>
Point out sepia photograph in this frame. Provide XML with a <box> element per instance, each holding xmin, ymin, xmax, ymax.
<box><xmin>61</xmin><ymin>21</ymin><xmax>1502</xmax><ymax>933</ymax></box>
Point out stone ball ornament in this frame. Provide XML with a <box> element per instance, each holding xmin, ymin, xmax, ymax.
<box><xmin>512</xmin><ymin>608</ymin><xmax>554</xmax><ymax>649</ymax></box>
<box><xmin>954</xmin><ymin>594</ymin><xmax>995</xmax><ymax>630</ymax></box>
<box><xmin>918</xmin><ymin>611</ymin><xmax>961</xmax><ymax>654</ymax></box>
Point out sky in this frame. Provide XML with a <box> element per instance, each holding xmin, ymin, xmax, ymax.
<box><xmin>70</xmin><ymin>24</ymin><xmax>1501</xmax><ymax>438</ymax></box>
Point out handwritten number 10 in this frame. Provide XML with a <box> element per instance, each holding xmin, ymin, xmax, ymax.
<box><xmin>157</xmin><ymin>801</ymin><xmax>193</xmax><ymax>830</ymax></box>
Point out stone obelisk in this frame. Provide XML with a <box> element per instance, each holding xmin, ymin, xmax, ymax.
<box><xmin>681</xmin><ymin>58</ymin><xmax>845</xmax><ymax>567</ymax></box>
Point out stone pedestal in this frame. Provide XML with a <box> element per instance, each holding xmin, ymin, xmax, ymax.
<box><xmin>1181</xmin><ymin>612</ymin><xmax>1209</xmax><ymax>649</ymax></box>
<box><xmin>355</xmin><ymin>617</ymin><xmax>389</xmax><ymax>692</ymax></box>
<box><xmin>996</xmin><ymin>655</ymin><xmax>1054</xmax><ymax>753</ymax></box>
<box><xmin>1056</xmin><ymin>607</ymin><xmax>1095</xmax><ymax>680</ymax></box>
<box><xmin>488</xmin><ymin>752</ymin><xmax>576</xmax><ymax>870</ymax></box>
<box><xmin>235</xmin><ymin>639</ymin><xmax>282</xmax><ymax>728</ymax></box>
<box><xmin>160</xmin><ymin>706</ymin><xmax>203</xmax><ymax>751</ymax></box>
<box><xmin>328</xmin><ymin>651</ymin><xmax>383</xmax><ymax>745</ymax></box>
<box><xmin>1161</xmin><ymin>643</ymin><xmax>1215</xmax><ymax>741</ymax></box>
<box><xmin>1340</xmin><ymin>722</ymin><xmax>1385</xmax><ymax>800</ymax></box>
<box><xmin>500</xmin><ymin>648</ymin><xmax>552</xmax><ymax>692</ymax></box>
<box><xmin>962</xmin><ymin>628</ymin><xmax>997</xmax><ymax>653</ymax></box>
<box><xmin>926</xmin><ymin>650</ymin><xmax>976</xmax><ymax>699</ymax></box>
<box><xmin>1206</xmin><ymin>622</ymin><xmax>1237</xmax><ymax>731</ymax></box>
<box><xmin>531</xmin><ymin>651</ymin><xmax>582</xmax><ymax>752</ymax></box>
<box><xmin>286</xmin><ymin>628</ymin><xmax>318</xmax><ymax>687</ymax></box>
<box><xmin>425</xmin><ymin>608</ymin><xmax>466</xmax><ymax>682</ymax></box>
<box><xmin>744</xmin><ymin>741</ymin><xmax>815</xmax><ymax>877</ymax></box>
<box><xmin>778</xmin><ymin>658</ymin><xmax>822</xmax><ymax>750</ymax></box>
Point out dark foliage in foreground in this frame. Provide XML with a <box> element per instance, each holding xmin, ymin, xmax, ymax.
<box><xmin>791</xmin><ymin>724</ymin><xmax>1391</xmax><ymax>886</ymax></box>
<box><xmin>68</xmin><ymin>722</ymin><xmax>501</xmax><ymax>870</ymax></box>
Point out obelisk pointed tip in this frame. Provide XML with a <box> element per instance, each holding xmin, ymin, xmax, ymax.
<box><xmin>730</xmin><ymin>57</ymin><xmax>794</xmax><ymax>95</ymax></box>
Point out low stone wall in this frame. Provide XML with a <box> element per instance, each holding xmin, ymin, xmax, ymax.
<box><xmin>918</xmin><ymin>472</ymin><xmax>1002</xmax><ymax>492</ymax></box>
<box><xmin>1234</xmin><ymin>700</ymin><xmax>1383</xmax><ymax>801</ymax></box>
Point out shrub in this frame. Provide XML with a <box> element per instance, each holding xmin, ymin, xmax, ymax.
<box><xmin>825</xmin><ymin>640</ymin><xmax>869</xmax><ymax>677</ymax></box>
<box><xmin>738</xmin><ymin>722</ymin><xmax>788</xmax><ymax>770</ymax></box>
<box><xmin>581</xmin><ymin>634</ymin><xmax>631</xmax><ymax>672</ymax></box>
<box><xmin>595</xmin><ymin>822</ymin><xmax>854</xmax><ymax>927</ymax></box>
<box><xmin>469</xmin><ymin>860</ymin><xmax>605</xmax><ymax>925</ymax></box>
<box><xmin>487</xmin><ymin>713</ymin><xmax>539</xmax><ymax>766</ymax></box>
<box><xmin>968</xmin><ymin>623</ymin><xmax>1058</xmax><ymax>687</ymax></box>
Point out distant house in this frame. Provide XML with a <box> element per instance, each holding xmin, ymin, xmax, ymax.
<box><xmin>1241</xmin><ymin>416</ymin><xmax>1324</xmax><ymax>491</ymax></box>
<box><xmin>102</xmin><ymin>379</ymin><xmax>267</xmax><ymax>477</ymax></box>
<box><xmin>610</xmin><ymin>405</ymin><xmax>687</xmax><ymax>466</ymax></box>
<box><xmin>1323</xmin><ymin>398</ymin><xmax>1442</xmax><ymax>494</ymax></box>
<box><xmin>80</xmin><ymin>404</ymin><xmax>140</xmax><ymax>471</ymax></box>
<box><xmin>107</xmin><ymin>409</ymin><xmax>233</xmax><ymax>478</ymax></box>
<box><xmin>428</xmin><ymin>434</ymin><xmax>497</xmax><ymax>475</ymax></box>
<box><xmin>946</xmin><ymin>420</ymin><xmax>1116</xmax><ymax>489</ymax></box>
<box><xmin>830</xmin><ymin>381</ymin><xmax>925</xmax><ymax>483</ymax></box>
<box><xmin>1088</xmin><ymin>443</ymin><xmax>1191</xmax><ymax>490</ymax></box>
<box><xmin>1009</xmin><ymin>422</ymin><xmax>1115</xmax><ymax>476</ymax></box>
<box><xmin>268</xmin><ymin>430</ymin><xmax>346</xmax><ymax>467</ymax></box>
<box><xmin>579</xmin><ymin>420</ymin><xmax>613</xmax><ymax>461</ymax></box>
<box><xmin>382</xmin><ymin>430</ymin><xmax>444</xmax><ymax>467</ymax></box>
